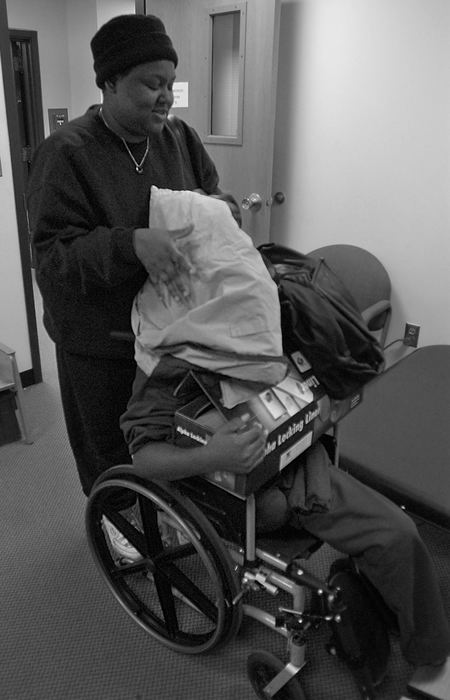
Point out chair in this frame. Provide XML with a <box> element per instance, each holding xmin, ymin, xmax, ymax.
<box><xmin>308</xmin><ymin>244</ymin><xmax>392</xmax><ymax>348</ymax></box>
<box><xmin>0</xmin><ymin>342</ymin><xmax>32</xmax><ymax>444</ymax></box>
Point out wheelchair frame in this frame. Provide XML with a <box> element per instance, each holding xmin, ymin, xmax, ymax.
<box><xmin>85</xmin><ymin>433</ymin><xmax>390</xmax><ymax>700</ymax></box>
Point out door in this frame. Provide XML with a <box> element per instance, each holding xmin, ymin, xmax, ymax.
<box><xmin>9</xmin><ymin>31</ymin><xmax>45</xmax><ymax>264</ymax></box>
<box><xmin>0</xmin><ymin>20</ymin><xmax>44</xmax><ymax>385</ymax></box>
<box><xmin>143</xmin><ymin>0</ymin><xmax>281</xmax><ymax>247</ymax></box>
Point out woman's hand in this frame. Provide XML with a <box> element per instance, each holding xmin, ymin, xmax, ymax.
<box><xmin>204</xmin><ymin>417</ymin><xmax>268</xmax><ymax>474</ymax></box>
<box><xmin>133</xmin><ymin>226</ymin><xmax>193</xmax><ymax>303</ymax></box>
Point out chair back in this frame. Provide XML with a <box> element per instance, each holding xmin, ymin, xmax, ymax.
<box><xmin>308</xmin><ymin>244</ymin><xmax>391</xmax><ymax>346</ymax></box>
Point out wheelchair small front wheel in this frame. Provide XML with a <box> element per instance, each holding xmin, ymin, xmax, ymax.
<box><xmin>247</xmin><ymin>650</ymin><xmax>308</xmax><ymax>700</ymax></box>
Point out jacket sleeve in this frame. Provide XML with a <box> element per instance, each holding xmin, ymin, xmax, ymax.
<box><xmin>167</xmin><ymin>116</ymin><xmax>216</xmax><ymax>193</ymax></box>
<box><xmin>27</xmin><ymin>142</ymin><xmax>143</xmax><ymax>296</ymax></box>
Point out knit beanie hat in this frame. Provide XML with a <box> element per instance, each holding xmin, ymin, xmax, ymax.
<box><xmin>91</xmin><ymin>14</ymin><xmax>178</xmax><ymax>87</ymax></box>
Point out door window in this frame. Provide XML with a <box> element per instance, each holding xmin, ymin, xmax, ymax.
<box><xmin>206</xmin><ymin>3</ymin><xmax>246</xmax><ymax>145</ymax></box>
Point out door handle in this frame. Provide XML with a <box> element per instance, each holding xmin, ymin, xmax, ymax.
<box><xmin>272</xmin><ymin>191</ymin><xmax>286</xmax><ymax>204</ymax></box>
<box><xmin>241</xmin><ymin>193</ymin><xmax>262</xmax><ymax>211</ymax></box>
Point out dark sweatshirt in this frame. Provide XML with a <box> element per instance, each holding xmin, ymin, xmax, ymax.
<box><xmin>27</xmin><ymin>105</ymin><xmax>219</xmax><ymax>359</ymax></box>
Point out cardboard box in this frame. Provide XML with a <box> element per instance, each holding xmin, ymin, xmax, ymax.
<box><xmin>174</xmin><ymin>351</ymin><xmax>363</xmax><ymax>497</ymax></box>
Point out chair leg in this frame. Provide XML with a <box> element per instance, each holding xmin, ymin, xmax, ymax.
<box><xmin>10</xmin><ymin>354</ymin><xmax>33</xmax><ymax>444</ymax></box>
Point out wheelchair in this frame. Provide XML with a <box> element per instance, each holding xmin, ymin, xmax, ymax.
<box><xmin>85</xmin><ymin>433</ymin><xmax>391</xmax><ymax>700</ymax></box>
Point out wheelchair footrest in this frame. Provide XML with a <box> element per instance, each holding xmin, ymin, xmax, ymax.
<box><xmin>327</xmin><ymin>560</ymin><xmax>391</xmax><ymax>692</ymax></box>
<box><xmin>256</xmin><ymin>525</ymin><xmax>323</xmax><ymax>563</ymax></box>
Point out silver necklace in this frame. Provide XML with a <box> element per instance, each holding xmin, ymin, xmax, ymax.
<box><xmin>99</xmin><ymin>107</ymin><xmax>150</xmax><ymax>174</ymax></box>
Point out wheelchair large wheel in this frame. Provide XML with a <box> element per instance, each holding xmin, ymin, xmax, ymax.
<box><xmin>247</xmin><ymin>651</ymin><xmax>308</xmax><ymax>700</ymax></box>
<box><xmin>86</xmin><ymin>468</ymin><xmax>242</xmax><ymax>654</ymax></box>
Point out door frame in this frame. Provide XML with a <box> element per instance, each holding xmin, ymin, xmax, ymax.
<box><xmin>9</xmin><ymin>28</ymin><xmax>45</xmax><ymax>161</ymax></box>
<box><xmin>0</xmin><ymin>0</ymin><xmax>42</xmax><ymax>385</ymax></box>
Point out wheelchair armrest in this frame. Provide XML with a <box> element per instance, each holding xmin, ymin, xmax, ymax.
<box><xmin>0</xmin><ymin>342</ymin><xmax>15</xmax><ymax>356</ymax></box>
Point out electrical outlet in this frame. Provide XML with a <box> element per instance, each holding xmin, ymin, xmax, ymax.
<box><xmin>404</xmin><ymin>323</ymin><xmax>420</xmax><ymax>347</ymax></box>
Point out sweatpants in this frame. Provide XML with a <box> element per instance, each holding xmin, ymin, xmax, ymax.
<box><xmin>55</xmin><ymin>347</ymin><xmax>135</xmax><ymax>500</ymax></box>
<box><xmin>291</xmin><ymin>467</ymin><xmax>450</xmax><ymax>666</ymax></box>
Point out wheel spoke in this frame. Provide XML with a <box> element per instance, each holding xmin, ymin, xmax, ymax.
<box><xmin>154</xmin><ymin>541</ymin><xmax>197</xmax><ymax>563</ymax></box>
<box><xmin>154</xmin><ymin>561</ymin><xmax>219</xmax><ymax>623</ymax></box>
<box><xmin>153</xmin><ymin>573</ymin><xmax>180</xmax><ymax>635</ymax></box>
<box><xmin>110</xmin><ymin>560</ymin><xmax>150</xmax><ymax>578</ymax></box>
<box><xmin>102</xmin><ymin>508</ymin><xmax>148</xmax><ymax>556</ymax></box>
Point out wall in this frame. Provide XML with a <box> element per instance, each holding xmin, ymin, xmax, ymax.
<box><xmin>66</xmin><ymin>0</ymin><xmax>100</xmax><ymax>117</ymax></box>
<box><xmin>271</xmin><ymin>0</ymin><xmax>450</xmax><ymax>346</ymax></box>
<box><xmin>0</xmin><ymin>56</ymin><xmax>29</xmax><ymax>369</ymax></box>
<box><xmin>96</xmin><ymin>0</ymin><xmax>135</xmax><ymax>28</ymax></box>
<box><xmin>67</xmin><ymin>0</ymin><xmax>134</xmax><ymax>118</ymax></box>
<box><xmin>7</xmin><ymin>0</ymin><xmax>133</xmax><ymax>129</ymax></box>
<box><xmin>3</xmin><ymin>0</ymin><xmax>77</xmax><ymax>374</ymax></box>
<box><xmin>2</xmin><ymin>0</ymin><xmax>133</xmax><ymax>373</ymax></box>
<box><xmin>6</xmin><ymin>0</ymin><xmax>71</xmax><ymax>136</ymax></box>
<box><xmin>2</xmin><ymin>0</ymin><xmax>450</xmax><ymax>375</ymax></box>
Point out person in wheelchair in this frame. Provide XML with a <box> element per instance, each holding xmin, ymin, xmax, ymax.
<box><xmin>115</xmin><ymin>188</ymin><xmax>450</xmax><ymax>680</ymax></box>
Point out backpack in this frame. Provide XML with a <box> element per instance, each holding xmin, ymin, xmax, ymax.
<box><xmin>258</xmin><ymin>243</ymin><xmax>385</xmax><ymax>399</ymax></box>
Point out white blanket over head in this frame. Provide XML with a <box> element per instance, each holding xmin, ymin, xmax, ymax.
<box><xmin>132</xmin><ymin>186</ymin><xmax>286</xmax><ymax>386</ymax></box>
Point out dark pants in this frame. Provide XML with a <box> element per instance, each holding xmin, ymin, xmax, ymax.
<box><xmin>55</xmin><ymin>347</ymin><xmax>136</xmax><ymax>498</ymax></box>
<box><xmin>256</xmin><ymin>457</ymin><xmax>450</xmax><ymax>666</ymax></box>
<box><xmin>296</xmin><ymin>468</ymin><xmax>450</xmax><ymax>666</ymax></box>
